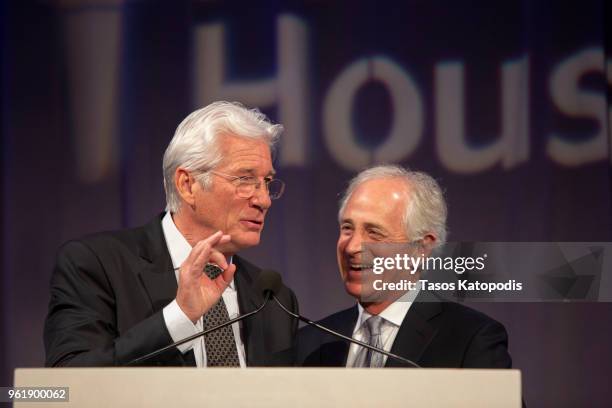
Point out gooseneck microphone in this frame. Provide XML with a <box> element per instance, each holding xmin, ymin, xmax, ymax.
<box><xmin>267</xmin><ymin>271</ymin><xmax>420</xmax><ymax>368</ymax></box>
<box><xmin>125</xmin><ymin>269</ymin><xmax>282</xmax><ymax>366</ymax></box>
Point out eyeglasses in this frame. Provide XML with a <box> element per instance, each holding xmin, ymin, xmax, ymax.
<box><xmin>210</xmin><ymin>171</ymin><xmax>286</xmax><ymax>200</ymax></box>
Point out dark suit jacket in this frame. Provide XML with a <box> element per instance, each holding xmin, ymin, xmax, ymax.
<box><xmin>44</xmin><ymin>214</ymin><xmax>298</xmax><ymax>367</ymax></box>
<box><xmin>297</xmin><ymin>293</ymin><xmax>512</xmax><ymax>368</ymax></box>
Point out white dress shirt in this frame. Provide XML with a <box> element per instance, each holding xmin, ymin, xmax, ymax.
<box><xmin>161</xmin><ymin>212</ymin><xmax>246</xmax><ymax>367</ymax></box>
<box><xmin>346</xmin><ymin>287</ymin><xmax>420</xmax><ymax>367</ymax></box>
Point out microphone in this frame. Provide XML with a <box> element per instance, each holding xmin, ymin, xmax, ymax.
<box><xmin>267</xmin><ymin>271</ymin><xmax>420</xmax><ymax>368</ymax></box>
<box><xmin>125</xmin><ymin>269</ymin><xmax>281</xmax><ymax>366</ymax></box>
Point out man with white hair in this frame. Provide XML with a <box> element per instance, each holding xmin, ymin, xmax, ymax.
<box><xmin>298</xmin><ymin>165</ymin><xmax>512</xmax><ymax>368</ymax></box>
<box><xmin>45</xmin><ymin>101</ymin><xmax>298</xmax><ymax>367</ymax></box>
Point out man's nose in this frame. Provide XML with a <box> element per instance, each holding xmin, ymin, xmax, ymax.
<box><xmin>345</xmin><ymin>232</ymin><xmax>363</xmax><ymax>256</ymax></box>
<box><xmin>249</xmin><ymin>184</ymin><xmax>272</xmax><ymax>211</ymax></box>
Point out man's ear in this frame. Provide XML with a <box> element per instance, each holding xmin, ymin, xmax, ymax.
<box><xmin>419</xmin><ymin>233</ymin><xmax>438</xmax><ymax>256</ymax></box>
<box><xmin>175</xmin><ymin>168</ymin><xmax>196</xmax><ymax>207</ymax></box>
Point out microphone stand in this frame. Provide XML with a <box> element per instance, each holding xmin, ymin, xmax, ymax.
<box><xmin>273</xmin><ymin>295</ymin><xmax>420</xmax><ymax>368</ymax></box>
<box><xmin>126</xmin><ymin>291</ymin><xmax>271</xmax><ymax>366</ymax></box>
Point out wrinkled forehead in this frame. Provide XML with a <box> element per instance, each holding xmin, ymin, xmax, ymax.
<box><xmin>339</xmin><ymin>180</ymin><xmax>410</xmax><ymax>230</ymax></box>
<box><xmin>345</xmin><ymin>178</ymin><xmax>411</xmax><ymax>210</ymax></box>
<box><xmin>217</xmin><ymin>133</ymin><xmax>273</xmax><ymax>170</ymax></box>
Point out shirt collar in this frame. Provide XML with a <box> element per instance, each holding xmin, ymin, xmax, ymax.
<box><xmin>161</xmin><ymin>211</ymin><xmax>235</xmax><ymax>290</ymax></box>
<box><xmin>354</xmin><ymin>286</ymin><xmax>420</xmax><ymax>333</ymax></box>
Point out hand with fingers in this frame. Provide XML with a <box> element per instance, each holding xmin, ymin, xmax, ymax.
<box><xmin>176</xmin><ymin>231</ymin><xmax>237</xmax><ymax>323</ymax></box>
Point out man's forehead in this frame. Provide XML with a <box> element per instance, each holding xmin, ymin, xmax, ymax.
<box><xmin>349</xmin><ymin>181</ymin><xmax>410</xmax><ymax>207</ymax></box>
<box><xmin>355</xmin><ymin>177</ymin><xmax>411</xmax><ymax>195</ymax></box>
<box><xmin>339</xmin><ymin>179</ymin><xmax>410</xmax><ymax>226</ymax></box>
<box><xmin>225</xmin><ymin>141</ymin><xmax>268</xmax><ymax>152</ymax></box>
<box><xmin>233</xmin><ymin>166</ymin><xmax>276</xmax><ymax>176</ymax></box>
<box><xmin>217</xmin><ymin>133</ymin><xmax>273</xmax><ymax>170</ymax></box>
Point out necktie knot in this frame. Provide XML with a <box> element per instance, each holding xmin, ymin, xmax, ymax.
<box><xmin>365</xmin><ymin>315</ymin><xmax>384</xmax><ymax>337</ymax></box>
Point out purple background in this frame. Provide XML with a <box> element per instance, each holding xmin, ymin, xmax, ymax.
<box><xmin>2</xmin><ymin>1</ymin><xmax>612</xmax><ymax>406</ymax></box>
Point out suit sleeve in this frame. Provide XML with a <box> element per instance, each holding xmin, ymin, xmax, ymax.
<box><xmin>44</xmin><ymin>240</ymin><xmax>176</xmax><ymax>367</ymax></box>
<box><xmin>296</xmin><ymin>324</ymin><xmax>323</xmax><ymax>366</ymax></box>
<box><xmin>262</xmin><ymin>284</ymin><xmax>300</xmax><ymax>366</ymax></box>
<box><xmin>289</xmin><ymin>288</ymin><xmax>299</xmax><ymax>341</ymax></box>
<box><xmin>279</xmin><ymin>286</ymin><xmax>300</xmax><ymax>366</ymax></box>
<box><xmin>462</xmin><ymin>320</ymin><xmax>512</xmax><ymax>368</ymax></box>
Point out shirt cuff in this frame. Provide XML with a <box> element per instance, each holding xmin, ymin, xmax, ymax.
<box><xmin>163</xmin><ymin>299</ymin><xmax>199</xmax><ymax>354</ymax></box>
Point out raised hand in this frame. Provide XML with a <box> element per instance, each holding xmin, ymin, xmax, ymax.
<box><xmin>175</xmin><ymin>231</ymin><xmax>237</xmax><ymax>323</ymax></box>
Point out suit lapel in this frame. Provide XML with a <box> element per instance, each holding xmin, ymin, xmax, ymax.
<box><xmin>135</xmin><ymin>214</ymin><xmax>194</xmax><ymax>366</ymax></box>
<box><xmin>136</xmin><ymin>214</ymin><xmax>178</xmax><ymax>313</ymax></box>
<box><xmin>386</xmin><ymin>295</ymin><xmax>442</xmax><ymax>367</ymax></box>
<box><xmin>233</xmin><ymin>256</ymin><xmax>266</xmax><ymax>365</ymax></box>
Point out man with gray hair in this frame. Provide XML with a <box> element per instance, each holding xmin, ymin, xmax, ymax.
<box><xmin>298</xmin><ymin>164</ymin><xmax>512</xmax><ymax>368</ymax></box>
<box><xmin>45</xmin><ymin>101</ymin><xmax>298</xmax><ymax>367</ymax></box>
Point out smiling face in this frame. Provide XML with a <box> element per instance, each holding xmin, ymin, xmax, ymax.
<box><xmin>337</xmin><ymin>177</ymin><xmax>411</xmax><ymax>301</ymax></box>
<box><xmin>177</xmin><ymin>133</ymin><xmax>274</xmax><ymax>254</ymax></box>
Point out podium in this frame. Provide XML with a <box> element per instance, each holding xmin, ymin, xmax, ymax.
<box><xmin>14</xmin><ymin>367</ymin><xmax>521</xmax><ymax>407</ymax></box>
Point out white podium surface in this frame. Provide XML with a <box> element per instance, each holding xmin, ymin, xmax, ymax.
<box><xmin>14</xmin><ymin>367</ymin><xmax>521</xmax><ymax>407</ymax></box>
